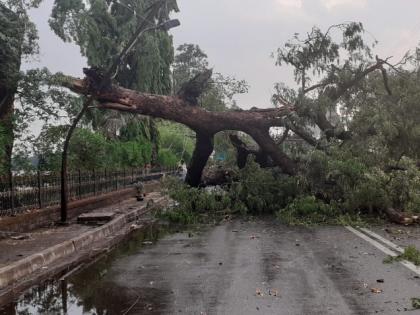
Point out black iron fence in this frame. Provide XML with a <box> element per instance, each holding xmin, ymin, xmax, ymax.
<box><xmin>0</xmin><ymin>167</ymin><xmax>176</xmax><ymax>216</ymax></box>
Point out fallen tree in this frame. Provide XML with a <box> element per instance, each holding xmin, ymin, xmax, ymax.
<box><xmin>62</xmin><ymin>53</ymin><xmax>392</xmax><ymax>187</ymax></box>
<box><xmin>63</xmin><ymin>70</ymin><xmax>297</xmax><ymax>186</ymax></box>
<box><xmin>59</xmin><ymin>22</ymin><xmax>398</xmax><ymax>188</ymax></box>
<box><xmin>57</xmin><ymin>22</ymin><xmax>420</xmax><ymax>225</ymax></box>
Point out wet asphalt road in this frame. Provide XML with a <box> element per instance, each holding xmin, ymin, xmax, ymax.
<box><xmin>103</xmin><ymin>219</ymin><xmax>420</xmax><ymax>314</ymax></box>
<box><xmin>3</xmin><ymin>219</ymin><xmax>420</xmax><ymax>314</ymax></box>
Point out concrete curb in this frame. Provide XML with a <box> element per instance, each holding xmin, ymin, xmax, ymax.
<box><xmin>0</xmin><ymin>195</ymin><xmax>167</xmax><ymax>289</ymax></box>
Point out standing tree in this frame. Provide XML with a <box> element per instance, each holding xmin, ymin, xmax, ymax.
<box><xmin>49</xmin><ymin>0</ymin><xmax>179</xmax><ymax>163</ymax></box>
<box><xmin>0</xmin><ymin>1</ymin><xmax>40</xmax><ymax>177</ymax></box>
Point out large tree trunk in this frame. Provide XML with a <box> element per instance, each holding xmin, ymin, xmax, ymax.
<box><xmin>62</xmin><ymin>71</ymin><xmax>297</xmax><ymax>186</ymax></box>
<box><xmin>185</xmin><ymin>132</ymin><xmax>214</xmax><ymax>186</ymax></box>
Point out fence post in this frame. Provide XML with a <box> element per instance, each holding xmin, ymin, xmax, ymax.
<box><xmin>37</xmin><ymin>170</ymin><xmax>42</xmax><ymax>209</ymax></box>
<box><xmin>115</xmin><ymin>170</ymin><xmax>118</xmax><ymax>190</ymax></box>
<box><xmin>93</xmin><ymin>168</ymin><xmax>96</xmax><ymax>196</ymax></box>
<box><xmin>104</xmin><ymin>168</ymin><xmax>107</xmax><ymax>192</ymax></box>
<box><xmin>10</xmin><ymin>174</ymin><xmax>14</xmax><ymax>215</ymax></box>
<box><xmin>78</xmin><ymin>169</ymin><xmax>82</xmax><ymax>198</ymax></box>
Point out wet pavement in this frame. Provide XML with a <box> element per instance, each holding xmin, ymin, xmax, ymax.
<box><xmin>0</xmin><ymin>196</ymin><xmax>155</xmax><ymax>268</ymax></box>
<box><xmin>372</xmin><ymin>224</ymin><xmax>420</xmax><ymax>250</ymax></box>
<box><xmin>1</xmin><ymin>218</ymin><xmax>420</xmax><ymax>314</ymax></box>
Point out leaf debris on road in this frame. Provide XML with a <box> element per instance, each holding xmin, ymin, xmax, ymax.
<box><xmin>371</xmin><ymin>288</ymin><xmax>383</xmax><ymax>294</ymax></box>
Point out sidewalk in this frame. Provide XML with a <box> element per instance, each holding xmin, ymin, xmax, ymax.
<box><xmin>0</xmin><ymin>192</ymin><xmax>169</xmax><ymax>302</ymax></box>
<box><xmin>0</xmin><ymin>197</ymin><xmax>142</xmax><ymax>268</ymax></box>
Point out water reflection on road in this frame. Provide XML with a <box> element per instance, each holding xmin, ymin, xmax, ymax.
<box><xmin>3</xmin><ymin>219</ymin><xmax>417</xmax><ymax>314</ymax></box>
<box><xmin>0</xmin><ymin>222</ymin><xmax>184</xmax><ymax>315</ymax></box>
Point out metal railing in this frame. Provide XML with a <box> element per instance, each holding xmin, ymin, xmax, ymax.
<box><xmin>0</xmin><ymin>166</ymin><xmax>176</xmax><ymax>216</ymax></box>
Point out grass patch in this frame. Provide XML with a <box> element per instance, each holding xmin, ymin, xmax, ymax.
<box><xmin>383</xmin><ymin>245</ymin><xmax>420</xmax><ymax>266</ymax></box>
<box><xmin>412</xmin><ymin>298</ymin><xmax>420</xmax><ymax>310</ymax></box>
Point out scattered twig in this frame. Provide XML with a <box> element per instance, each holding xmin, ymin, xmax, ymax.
<box><xmin>121</xmin><ymin>295</ymin><xmax>141</xmax><ymax>315</ymax></box>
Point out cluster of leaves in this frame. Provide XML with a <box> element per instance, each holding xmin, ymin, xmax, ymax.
<box><xmin>33</xmin><ymin>126</ymin><xmax>182</xmax><ymax>172</ymax></box>
<box><xmin>163</xmin><ymin>149</ymin><xmax>420</xmax><ymax>226</ymax></box>
<box><xmin>173</xmin><ymin>43</ymin><xmax>249</xmax><ymax>110</ymax></box>
<box><xmin>0</xmin><ymin>3</ymin><xmax>24</xmax><ymax>91</ymax></box>
<box><xmin>227</xmin><ymin>160</ymin><xmax>299</xmax><ymax>214</ymax></box>
<box><xmin>275</xmin><ymin>22</ymin><xmax>374</xmax><ymax>92</ymax></box>
<box><xmin>158</xmin><ymin>122</ymin><xmax>195</xmax><ymax>164</ymax></box>
<box><xmin>0</xmin><ymin>0</ymin><xmax>40</xmax><ymax>66</ymax></box>
<box><xmin>161</xmin><ymin>176</ymin><xmax>232</xmax><ymax>225</ymax></box>
<box><xmin>276</xmin><ymin>196</ymin><xmax>367</xmax><ymax>226</ymax></box>
<box><xmin>303</xmin><ymin>147</ymin><xmax>420</xmax><ymax>212</ymax></box>
<box><xmin>277</xmin><ymin>196</ymin><xmax>338</xmax><ymax>225</ymax></box>
<box><xmin>49</xmin><ymin>0</ymin><xmax>177</xmax><ymax>95</ymax></box>
<box><xmin>162</xmin><ymin>160</ymin><xmax>298</xmax><ymax>224</ymax></box>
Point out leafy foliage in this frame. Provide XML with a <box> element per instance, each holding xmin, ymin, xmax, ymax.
<box><xmin>158</xmin><ymin>122</ymin><xmax>195</xmax><ymax>163</ymax></box>
<box><xmin>277</xmin><ymin>196</ymin><xmax>339</xmax><ymax>226</ymax></box>
<box><xmin>173</xmin><ymin>43</ymin><xmax>249</xmax><ymax>110</ymax></box>
<box><xmin>161</xmin><ymin>176</ymin><xmax>231</xmax><ymax>224</ymax></box>
<box><xmin>163</xmin><ymin>160</ymin><xmax>299</xmax><ymax>223</ymax></box>
<box><xmin>48</xmin><ymin>0</ymin><xmax>181</xmax><ymax>166</ymax></box>
<box><xmin>49</xmin><ymin>0</ymin><xmax>177</xmax><ymax>95</ymax></box>
<box><xmin>228</xmin><ymin>160</ymin><xmax>299</xmax><ymax>214</ymax></box>
<box><xmin>34</xmin><ymin>126</ymin><xmax>162</xmax><ymax>171</ymax></box>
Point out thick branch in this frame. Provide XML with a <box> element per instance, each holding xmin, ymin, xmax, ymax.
<box><xmin>63</xmin><ymin>77</ymin><xmax>293</xmax><ymax>134</ymax></box>
<box><xmin>177</xmin><ymin>69</ymin><xmax>212</xmax><ymax>105</ymax></box>
<box><xmin>304</xmin><ymin>58</ymin><xmax>388</xmax><ymax>101</ymax></box>
<box><xmin>249</xmin><ymin>129</ymin><xmax>297</xmax><ymax>175</ymax></box>
<box><xmin>301</xmin><ymin>59</ymin><xmax>390</xmax><ymax>141</ymax></box>
<box><xmin>284</xmin><ymin>119</ymin><xmax>321</xmax><ymax>147</ymax></box>
<box><xmin>275</xmin><ymin>128</ymin><xmax>289</xmax><ymax>145</ymax></box>
<box><xmin>229</xmin><ymin>134</ymin><xmax>272</xmax><ymax>169</ymax></box>
<box><xmin>315</xmin><ymin>110</ymin><xmax>352</xmax><ymax>141</ymax></box>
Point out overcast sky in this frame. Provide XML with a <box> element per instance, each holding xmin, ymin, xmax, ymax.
<box><xmin>27</xmin><ymin>0</ymin><xmax>420</xmax><ymax>109</ymax></box>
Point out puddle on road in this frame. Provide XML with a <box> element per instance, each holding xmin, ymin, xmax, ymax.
<box><xmin>0</xmin><ymin>222</ymin><xmax>192</xmax><ymax>315</ymax></box>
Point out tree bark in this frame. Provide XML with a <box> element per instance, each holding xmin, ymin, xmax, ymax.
<box><xmin>62</xmin><ymin>73</ymin><xmax>296</xmax><ymax>185</ymax></box>
<box><xmin>249</xmin><ymin>129</ymin><xmax>297</xmax><ymax>175</ymax></box>
<box><xmin>229</xmin><ymin>134</ymin><xmax>272</xmax><ymax>169</ymax></box>
<box><xmin>185</xmin><ymin>132</ymin><xmax>214</xmax><ymax>186</ymax></box>
<box><xmin>384</xmin><ymin>207</ymin><xmax>419</xmax><ymax>225</ymax></box>
<box><xmin>64</xmin><ymin>77</ymin><xmax>293</xmax><ymax>134</ymax></box>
